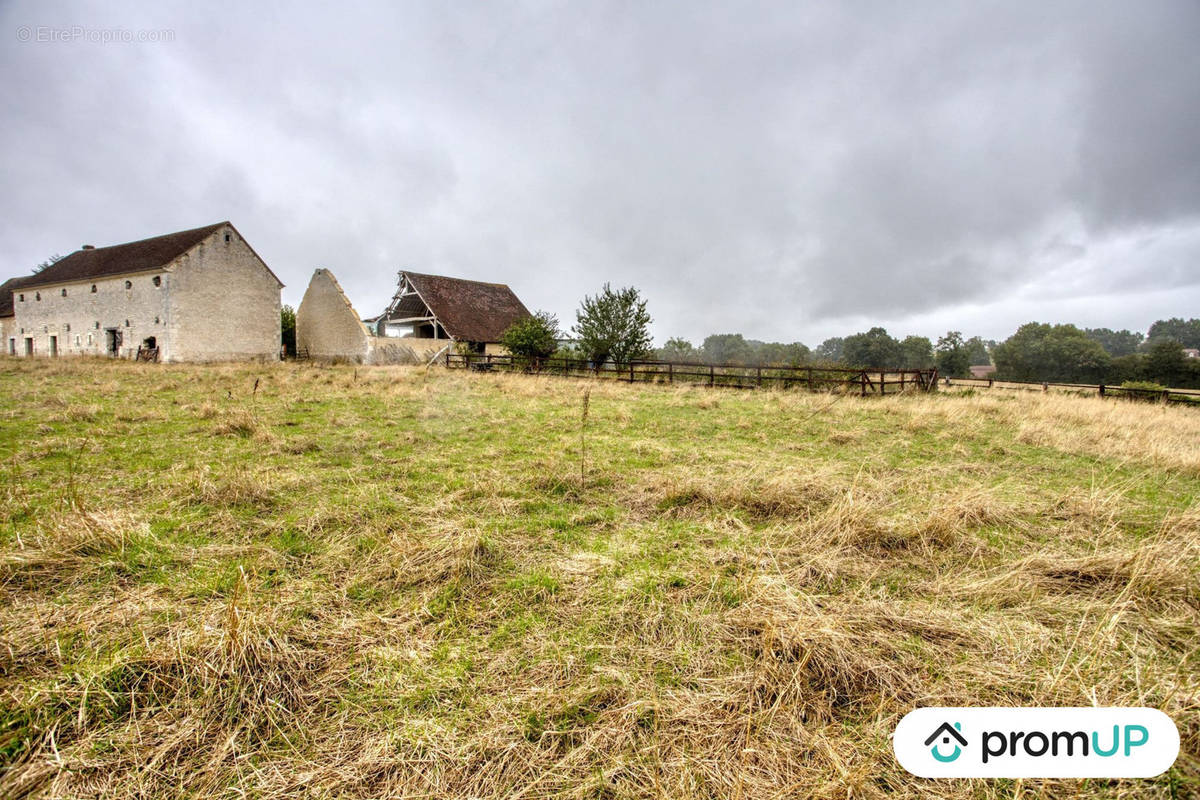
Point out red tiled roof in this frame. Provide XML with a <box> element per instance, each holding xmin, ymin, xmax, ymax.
<box><xmin>20</xmin><ymin>222</ymin><xmax>230</xmax><ymax>289</ymax></box>
<box><xmin>403</xmin><ymin>271</ymin><xmax>531</xmax><ymax>342</ymax></box>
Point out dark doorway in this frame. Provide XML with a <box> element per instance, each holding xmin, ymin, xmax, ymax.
<box><xmin>142</xmin><ymin>336</ymin><xmax>156</xmax><ymax>349</ymax></box>
<box><xmin>24</xmin><ymin>337</ymin><xmax>33</xmax><ymax>356</ymax></box>
<box><xmin>49</xmin><ymin>336</ymin><xmax>57</xmax><ymax>357</ymax></box>
<box><xmin>105</xmin><ymin>328</ymin><xmax>122</xmax><ymax>357</ymax></box>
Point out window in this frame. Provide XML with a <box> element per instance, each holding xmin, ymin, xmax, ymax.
<box><xmin>18</xmin><ymin>294</ymin><xmax>23</xmax><ymax>302</ymax></box>
<box><xmin>124</xmin><ymin>280</ymin><xmax>132</xmax><ymax>290</ymax></box>
<box><xmin>74</xmin><ymin>335</ymin><xmax>81</xmax><ymax>346</ymax></box>
<box><xmin>65</xmin><ymin>323</ymin><xmax>70</xmax><ymax>332</ymax></box>
<box><xmin>154</xmin><ymin>316</ymin><xmax>160</xmax><ymax>324</ymax></box>
<box><xmin>125</xmin><ymin>319</ymin><xmax>130</xmax><ymax>327</ymax></box>
<box><xmin>35</xmin><ymin>292</ymin><xmax>40</xmax><ymax>301</ymax></box>
<box><xmin>61</xmin><ymin>288</ymin><xmax>67</xmax><ymax>297</ymax></box>
<box><xmin>94</xmin><ymin>321</ymin><xmax>100</xmax><ymax>329</ymax></box>
<box><xmin>153</xmin><ymin>275</ymin><xmax>162</xmax><ymax>287</ymax></box>
<box><xmin>91</xmin><ymin>284</ymin><xmax>97</xmax><ymax>293</ymax></box>
<box><xmin>87</xmin><ymin>333</ymin><xmax>93</xmax><ymax>346</ymax></box>
<box><xmin>225</xmin><ymin>233</ymin><xmax>231</xmax><ymax>242</ymax></box>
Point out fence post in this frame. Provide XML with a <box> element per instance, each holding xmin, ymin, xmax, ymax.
<box><xmin>1043</xmin><ymin>382</ymin><xmax>1048</xmax><ymax>392</ymax></box>
<box><xmin>880</xmin><ymin>371</ymin><xmax>886</xmax><ymax>396</ymax></box>
<box><xmin>988</xmin><ymin>378</ymin><xmax>993</xmax><ymax>388</ymax></box>
<box><xmin>709</xmin><ymin>365</ymin><xmax>714</xmax><ymax>387</ymax></box>
<box><xmin>757</xmin><ymin>366</ymin><xmax>762</xmax><ymax>388</ymax></box>
<box><xmin>860</xmin><ymin>372</ymin><xmax>867</xmax><ymax>397</ymax></box>
<box><xmin>808</xmin><ymin>368</ymin><xmax>814</xmax><ymax>393</ymax></box>
<box><xmin>668</xmin><ymin>362</ymin><xmax>673</xmax><ymax>384</ymax></box>
<box><xmin>1098</xmin><ymin>384</ymin><xmax>1105</xmax><ymax>398</ymax></box>
<box><xmin>630</xmin><ymin>362</ymin><xmax>635</xmax><ymax>383</ymax></box>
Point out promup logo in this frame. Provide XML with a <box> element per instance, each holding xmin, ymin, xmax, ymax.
<box><xmin>894</xmin><ymin>708</ymin><xmax>1179</xmax><ymax>778</ymax></box>
<box><xmin>924</xmin><ymin>722</ymin><xmax>967</xmax><ymax>762</ymax></box>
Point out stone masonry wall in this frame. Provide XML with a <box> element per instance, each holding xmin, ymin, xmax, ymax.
<box><xmin>9</xmin><ymin>269</ymin><xmax>172</xmax><ymax>359</ymax></box>
<box><xmin>168</xmin><ymin>225</ymin><xmax>282</xmax><ymax>362</ymax></box>
<box><xmin>296</xmin><ymin>269</ymin><xmax>371</xmax><ymax>361</ymax></box>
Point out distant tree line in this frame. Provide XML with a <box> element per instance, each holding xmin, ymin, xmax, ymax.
<box><xmin>495</xmin><ymin>292</ymin><xmax>1198</xmax><ymax>388</ymax></box>
<box><xmin>992</xmin><ymin>321</ymin><xmax>1200</xmax><ymax>388</ymax></box>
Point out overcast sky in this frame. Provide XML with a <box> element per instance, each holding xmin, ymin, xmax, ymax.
<box><xmin>2</xmin><ymin>1</ymin><xmax>1198</xmax><ymax>347</ymax></box>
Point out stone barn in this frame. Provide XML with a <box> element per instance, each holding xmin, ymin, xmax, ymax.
<box><xmin>297</xmin><ymin>268</ymin><xmax>531</xmax><ymax>364</ymax></box>
<box><xmin>2</xmin><ymin>222</ymin><xmax>282</xmax><ymax>362</ymax></box>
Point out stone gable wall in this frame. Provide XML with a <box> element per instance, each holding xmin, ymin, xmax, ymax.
<box><xmin>168</xmin><ymin>225</ymin><xmax>281</xmax><ymax>362</ymax></box>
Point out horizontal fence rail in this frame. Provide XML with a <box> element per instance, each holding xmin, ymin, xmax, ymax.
<box><xmin>446</xmin><ymin>353</ymin><xmax>938</xmax><ymax>395</ymax></box>
<box><xmin>945</xmin><ymin>376</ymin><xmax>1200</xmax><ymax>405</ymax></box>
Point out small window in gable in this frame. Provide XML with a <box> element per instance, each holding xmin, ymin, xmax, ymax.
<box><xmin>91</xmin><ymin>284</ymin><xmax>97</xmax><ymax>293</ymax></box>
<box><xmin>153</xmin><ymin>276</ymin><xmax>162</xmax><ymax>287</ymax></box>
<box><xmin>35</xmin><ymin>292</ymin><xmax>40</xmax><ymax>301</ymax></box>
<box><xmin>225</xmin><ymin>233</ymin><xmax>231</xmax><ymax>243</ymax></box>
<box><xmin>61</xmin><ymin>288</ymin><xmax>67</xmax><ymax>297</ymax></box>
<box><xmin>17</xmin><ymin>294</ymin><xmax>23</xmax><ymax>302</ymax></box>
<box><xmin>124</xmin><ymin>280</ymin><xmax>132</xmax><ymax>290</ymax></box>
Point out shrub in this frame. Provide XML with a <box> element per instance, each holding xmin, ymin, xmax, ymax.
<box><xmin>500</xmin><ymin>311</ymin><xmax>560</xmax><ymax>360</ymax></box>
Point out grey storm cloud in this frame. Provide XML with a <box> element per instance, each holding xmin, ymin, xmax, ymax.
<box><xmin>1</xmin><ymin>0</ymin><xmax>1198</xmax><ymax>346</ymax></box>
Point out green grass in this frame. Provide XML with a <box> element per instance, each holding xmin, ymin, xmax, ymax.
<box><xmin>0</xmin><ymin>356</ymin><xmax>1197</xmax><ymax>799</ymax></box>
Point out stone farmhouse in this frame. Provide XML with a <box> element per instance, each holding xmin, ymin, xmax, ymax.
<box><xmin>2</xmin><ymin>222</ymin><xmax>282</xmax><ymax>362</ymax></box>
<box><xmin>297</xmin><ymin>268</ymin><xmax>531</xmax><ymax>364</ymax></box>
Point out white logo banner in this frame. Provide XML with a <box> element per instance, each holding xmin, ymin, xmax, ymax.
<box><xmin>894</xmin><ymin>707</ymin><xmax>1179</xmax><ymax>778</ymax></box>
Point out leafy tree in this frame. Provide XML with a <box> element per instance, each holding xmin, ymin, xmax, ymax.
<box><xmin>702</xmin><ymin>333</ymin><xmax>752</xmax><ymax>365</ymax></box>
<box><xmin>756</xmin><ymin>341</ymin><xmax>810</xmax><ymax>366</ymax></box>
<box><xmin>501</xmin><ymin>310</ymin><xmax>560</xmax><ymax>359</ymax></box>
<box><xmin>842</xmin><ymin>327</ymin><xmax>901</xmax><ymax>368</ymax></box>
<box><xmin>1143</xmin><ymin>337</ymin><xmax>1187</xmax><ymax>385</ymax></box>
<box><xmin>573</xmin><ymin>283</ymin><xmax>653</xmax><ymax>365</ymax></box>
<box><xmin>280</xmin><ymin>305</ymin><xmax>296</xmax><ymax>356</ymax></box>
<box><xmin>898</xmin><ymin>335</ymin><xmax>934</xmax><ymax>369</ymax></box>
<box><xmin>991</xmin><ymin>323</ymin><xmax>1111</xmax><ymax>383</ymax></box>
<box><xmin>814</xmin><ymin>337</ymin><xmax>845</xmax><ymax>363</ymax></box>
<box><xmin>658</xmin><ymin>337</ymin><xmax>700</xmax><ymax>362</ymax></box>
<box><xmin>1084</xmin><ymin>327</ymin><xmax>1144</xmax><ymax>357</ymax></box>
<box><xmin>1146</xmin><ymin>318</ymin><xmax>1200</xmax><ymax>349</ymax></box>
<box><xmin>965</xmin><ymin>336</ymin><xmax>992</xmax><ymax>366</ymax></box>
<box><xmin>935</xmin><ymin>331</ymin><xmax>970</xmax><ymax>378</ymax></box>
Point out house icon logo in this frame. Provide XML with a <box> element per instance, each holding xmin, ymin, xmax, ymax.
<box><xmin>924</xmin><ymin>722</ymin><xmax>967</xmax><ymax>762</ymax></box>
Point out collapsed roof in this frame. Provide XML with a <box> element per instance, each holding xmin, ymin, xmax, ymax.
<box><xmin>380</xmin><ymin>271</ymin><xmax>531</xmax><ymax>342</ymax></box>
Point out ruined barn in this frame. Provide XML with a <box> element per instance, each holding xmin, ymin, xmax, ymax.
<box><xmin>296</xmin><ymin>268</ymin><xmax>531</xmax><ymax>364</ymax></box>
<box><xmin>2</xmin><ymin>222</ymin><xmax>282</xmax><ymax>362</ymax></box>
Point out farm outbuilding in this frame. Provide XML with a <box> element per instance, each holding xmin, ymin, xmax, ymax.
<box><xmin>1</xmin><ymin>222</ymin><xmax>283</xmax><ymax>362</ymax></box>
<box><xmin>296</xmin><ymin>268</ymin><xmax>531</xmax><ymax>364</ymax></box>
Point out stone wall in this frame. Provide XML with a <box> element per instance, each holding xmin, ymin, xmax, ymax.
<box><xmin>367</xmin><ymin>336</ymin><xmax>449</xmax><ymax>365</ymax></box>
<box><xmin>168</xmin><ymin>225</ymin><xmax>282</xmax><ymax>362</ymax></box>
<box><xmin>296</xmin><ymin>269</ymin><xmax>371</xmax><ymax>361</ymax></box>
<box><xmin>8</xmin><ymin>269</ymin><xmax>171</xmax><ymax>359</ymax></box>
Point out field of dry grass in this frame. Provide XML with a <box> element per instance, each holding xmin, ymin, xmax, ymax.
<box><xmin>1</xmin><ymin>357</ymin><xmax>1197</xmax><ymax>799</ymax></box>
